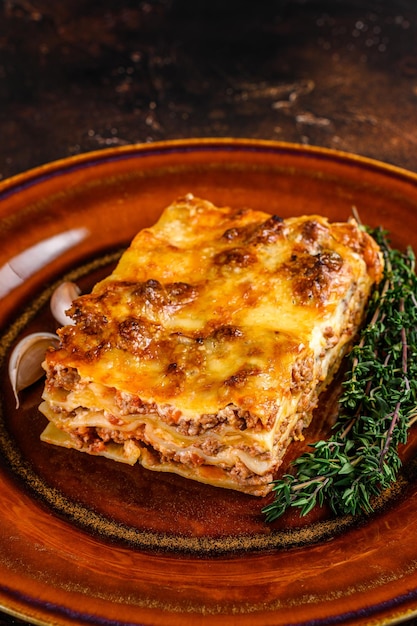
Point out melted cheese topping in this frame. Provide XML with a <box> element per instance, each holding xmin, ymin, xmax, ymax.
<box><xmin>40</xmin><ymin>195</ymin><xmax>383</xmax><ymax>495</ymax></box>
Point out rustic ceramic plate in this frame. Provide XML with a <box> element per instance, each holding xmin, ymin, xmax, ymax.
<box><xmin>1</xmin><ymin>139</ymin><xmax>417</xmax><ymax>626</ymax></box>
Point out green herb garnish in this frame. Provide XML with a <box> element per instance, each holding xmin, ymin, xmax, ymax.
<box><xmin>263</xmin><ymin>227</ymin><xmax>417</xmax><ymax>522</ymax></box>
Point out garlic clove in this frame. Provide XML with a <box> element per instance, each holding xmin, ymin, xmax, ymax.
<box><xmin>50</xmin><ymin>281</ymin><xmax>81</xmax><ymax>326</ymax></box>
<box><xmin>9</xmin><ymin>332</ymin><xmax>59</xmax><ymax>408</ymax></box>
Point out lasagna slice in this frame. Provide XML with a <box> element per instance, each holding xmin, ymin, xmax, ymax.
<box><xmin>39</xmin><ymin>195</ymin><xmax>383</xmax><ymax>496</ymax></box>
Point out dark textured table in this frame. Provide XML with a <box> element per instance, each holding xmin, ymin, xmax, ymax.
<box><xmin>1</xmin><ymin>1</ymin><xmax>417</xmax><ymax>624</ymax></box>
<box><xmin>2</xmin><ymin>0</ymin><xmax>417</xmax><ymax>182</ymax></box>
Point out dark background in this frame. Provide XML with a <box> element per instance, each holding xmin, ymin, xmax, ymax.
<box><xmin>2</xmin><ymin>0</ymin><xmax>417</xmax><ymax>182</ymax></box>
<box><xmin>1</xmin><ymin>0</ymin><xmax>417</xmax><ymax>624</ymax></box>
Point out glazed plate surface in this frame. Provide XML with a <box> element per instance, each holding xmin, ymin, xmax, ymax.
<box><xmin>1</xmin><ymin>139</ymin><xmax>417</xmax><ymax>625</ymax></box>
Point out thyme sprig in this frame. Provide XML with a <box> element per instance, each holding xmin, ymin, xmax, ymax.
<box><xmin>263</xmin><ymin>227</ymin><xmax>417</xmax><ymax>522</ymax></box>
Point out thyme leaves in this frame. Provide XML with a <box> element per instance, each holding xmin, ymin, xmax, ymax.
<box><xmin>263</xmin><ymin>228</ymin><xmax>417</xmax><ymax>523</ymax></box>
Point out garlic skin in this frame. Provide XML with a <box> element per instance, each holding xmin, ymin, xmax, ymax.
<box><xmin>9</xmin><ymin>332</ymin><xmax>59</xmax><ymax>408</ymax></box>
<box><xmin>50</xmin><ymin>281</ymin><xmax>81</xmax><ymax>326</ymax></box>
<box><xmin>9</xmin><ymin>281</ymin><xmax>80</xmax><ymax>408</ymax></box>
